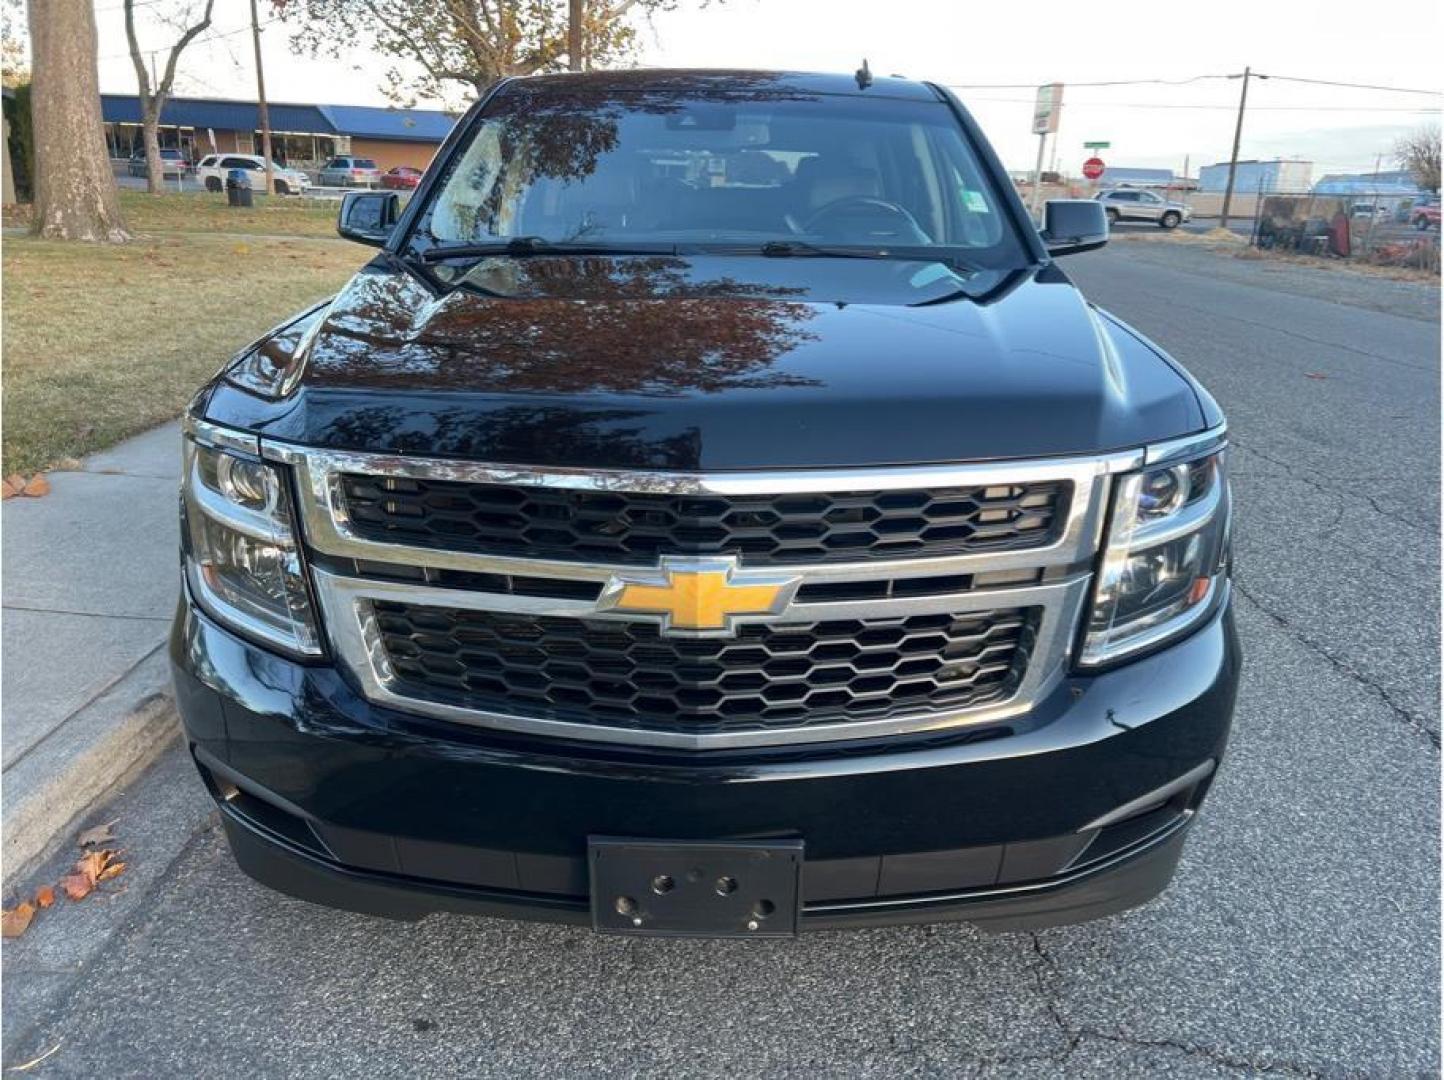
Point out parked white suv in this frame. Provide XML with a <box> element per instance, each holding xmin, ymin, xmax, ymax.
<box><xmin>196</xmin><ymin>154</ymin><xmax>311</xmax><ymax>196</ymax></box>
<box><xmin>1095</xmin><ymin>188</ymin><xmax>1191</xmax><ymax>228</ymax></box>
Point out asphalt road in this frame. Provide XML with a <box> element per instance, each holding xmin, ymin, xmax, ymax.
<box><xmin>3</xmin><ymin>240</ymin><xmax>1439</xmax><ymax>1078</ymax></box>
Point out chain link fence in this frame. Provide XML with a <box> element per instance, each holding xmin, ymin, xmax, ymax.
<box><xmin>1250</xmin><ymin>192</ymin><xmax>1440</xmax><ymax>273</ymax></box>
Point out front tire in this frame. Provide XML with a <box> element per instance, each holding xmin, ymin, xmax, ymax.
<box><xmin>1105</xmin><ymin>208</ymin><xmax>1120</xmax><ymax>225</ymax></box>
<box><xmin>205</xmin><ymin>176</ymin><xmax>222</xmax><ymax>193</ymax></box>
<box><xmin>1160</xmin><ymin>211</ymin><xmax>1181</xmax><ymax>229</ymax></box>
<box><xmin>274</xmin><ymin>179</ymin><xmax>290</xmax><ymax>196</ymax></box>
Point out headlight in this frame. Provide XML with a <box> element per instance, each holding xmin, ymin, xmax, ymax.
<box><xmin>1079</xmin><ymin>447</ymin><xmax>1230</xmax><ymax>666</ymax></box>
<box><xmin>181</xmin><ymin>433</ymin><xmax>321</xmax><ymax>656</ymax></box>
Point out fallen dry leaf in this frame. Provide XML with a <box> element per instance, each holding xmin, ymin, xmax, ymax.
<box><xmin>75</xmin><ymin>850</ymin><xmax>110</xmax><ymax>886</ymax></box>
<box><xmin>77</xmin><ymin>819</ymin><xmax>117</xmax><ymax>849</ymax></box>
<box><xmin>2</xmin><ymin>902</ymin><xmax>36</xmax><ymax>938</ymax></box>
<box><xmin>59</xmin><ymin>873</ymin><xmax>93</xmax><ymax>902</ymax></box>
<box><xmin>97</xmin><ymin>860</ymin><xmax>126</xmax><ymax>883</ymax></box>
<box><xmin>21</xmin><ymin>474</ymin><xmax>50</xmax><ymax>497</ymax></box>
<box><xmin>34</xmin><ymin>885</ymin><xmax>55</xmax><ymax>909</ymax></box>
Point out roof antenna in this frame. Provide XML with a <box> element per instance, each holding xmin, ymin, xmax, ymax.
<box><xmin>855</xmin><ymin>59</ymin><xmax>873</xmax><ymax>90</ymax></box>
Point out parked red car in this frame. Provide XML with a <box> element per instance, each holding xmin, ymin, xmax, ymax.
<box><xmin>380</xmin><ymin>166</ymin><xmax>423</xmax><ymax>190</ymax></box>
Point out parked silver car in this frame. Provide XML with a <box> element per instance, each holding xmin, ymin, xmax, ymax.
<box><xmin>318</xmin><ymin>156</ymin><xmax>382</xmax><ymax>188</ymax></box>
<box><xmin>1095</xmin><ymin>188</ymin><xmax>1191</xmax><ymax>228</ymax></box>
<box><xmin>127</xmin><ymin>148</ymin><xmax>190</xmax><ymax>178</ymax></box>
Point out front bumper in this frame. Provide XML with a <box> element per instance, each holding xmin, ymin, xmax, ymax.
<box><xmin>171</xmin><ymin>592</ymin><xmax>1239</xmax><ymax>933</ymax></box>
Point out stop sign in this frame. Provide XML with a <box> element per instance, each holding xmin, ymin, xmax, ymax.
<box><xmin>1082</xmin><ymin>157</ymin><xmax>1106</xmax><ymax>180</ymax></box>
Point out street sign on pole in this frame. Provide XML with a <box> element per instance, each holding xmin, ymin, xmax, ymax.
<box><xmin>1083</xmin><ymin>140</ymin><xmax>1110</xmax><ymax>150</ymax></box>
<box><xmin>1082</xmin><ymin>157</ymin><xmax>1106</xmax><ymax>181</ymax></box>
<box><xmin>1032</xmin><ymin>84</ymin><xmax>1063</xmax><ymax>135</ymax></box>
<box><xmin>1029</xmin><ymin>83</ymin><xmax>1064</xmax><ymax>218</ymax></box>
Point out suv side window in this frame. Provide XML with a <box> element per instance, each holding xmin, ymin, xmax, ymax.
<box><xmin>1138</xmin><ymin>192</ymin><xmax>1162</xmax><ymax>204</ymax></box>
<box><xmin>199</xmin><ymin>156</ymin><xmax>217</xmax><ymax>168</ymax></box>
<box><xmin>329</xmin><ymin>158</ymin><xmax>349</xmax><ymax>169</ymax></box>
<box><xmin>1110</xmin><ymin>191</ymin><xmax>1137</xmax><ymax>202</ymax></box>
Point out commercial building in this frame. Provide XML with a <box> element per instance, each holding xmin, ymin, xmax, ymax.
<box><xmin>1095</xmin><ymin>167</ymin><xmax>1175</xmax><ymax>189</ymax></box>
<box><xmin>1197</xmin><ymin>159</ymin><xmax>1313</xmax><ymax>194</ymax></box>
<box><xmin>100</xmin><ymin>94</ymin><xmax>457</xmax><ymax>172</ymax></box>
<box><xmin>1312</xmin><ymin>169</ymin><xmax>1425</xmax><ymax>196</ymax></box>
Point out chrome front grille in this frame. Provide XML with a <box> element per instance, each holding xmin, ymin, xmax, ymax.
<box><xmin>337</xmin><ymin>473</ymin><xmax>1069</xmax><ymax>565</ymax></box>
<box><xmin>371</xmin><ymin>602</ymin><xmax>1040</xmax><ymax>737</ymax></box>
<box><xmin>256</xmin><ymin>442</ymin><xmax>1140</xmax><ymax>749</ymax></box>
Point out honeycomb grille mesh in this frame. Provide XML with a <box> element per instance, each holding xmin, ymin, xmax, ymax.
<box><xmin>372</xmin><ymin>602</ymin><xmax>1039</xmax><ymax>736</ymax></box>
<box><xmin>339</xmin><ymin>475</ymin><xmax>1068</xmax><ymax>565</ymax></box>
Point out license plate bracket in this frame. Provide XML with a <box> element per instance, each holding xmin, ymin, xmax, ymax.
<box><xmin>588</xmin><ymin>837</ymin><xmax>803</xmax><ymax>938</ymax></box>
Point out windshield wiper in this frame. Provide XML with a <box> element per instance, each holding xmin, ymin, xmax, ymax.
<box><xmin>419</xmin><ymin>237</ymin><xmax>678</xmax><ymax>263</ymax></box>
<box><xmin>730</xmin><ymin>240</ymin><xmax>978</xmax><ymax>274</ymax></box>
<box><xmin>757</xmin><ymin>240</ymin><xmax>897</xmax><ymax>260</ymax></box>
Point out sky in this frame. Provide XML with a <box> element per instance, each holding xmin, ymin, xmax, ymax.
<box><xmin>93</xmin><ymin>0</ymin><xmax>1442</xmax><ymax>178</ymax></box>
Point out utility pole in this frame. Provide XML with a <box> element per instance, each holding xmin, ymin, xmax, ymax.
<box><xmin>568</xmin><ymin>0</ymin><xmax>584</xmax><ymax>72</ymax></box>
<box><xmin>1219</xmin><ymin>67</ymin><xmax>1266</xmax><ymax>231</ymax></box>
<box><xmin>249</xmin><ymin>0</ymin><xmax>273</xmax><ymax>198</ymax></box>
<box><xmin>1364</xmin><ymin>151</ymin><xmax>1384</xmax><ymax>253</ymax></box>
<box><xmin>1029</xmin><ymin>131</ymin><xmax>1047</xmax><ymax>219</ymax></box>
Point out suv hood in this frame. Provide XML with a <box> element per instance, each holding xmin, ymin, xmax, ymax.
<box><xmin>203</xmin><ymin>254</ymin><xmax>1208</xmax><ymax>470</ymax></box>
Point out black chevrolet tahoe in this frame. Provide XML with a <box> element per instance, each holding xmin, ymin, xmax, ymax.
<box><xmin>171</xmin><ymin>70</ymin><xmax>1238</xmax><ymax>937</ymax></box>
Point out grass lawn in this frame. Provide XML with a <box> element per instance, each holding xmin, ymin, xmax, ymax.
<box><xmin>4</xmin><ymin>189</ymin><xmax>342</xmax><ymax>239</ymax></box>
<box><xmin>2</xmin><ymin>230</ymin><xmax>364</xmax><ymax>473</ymax></box>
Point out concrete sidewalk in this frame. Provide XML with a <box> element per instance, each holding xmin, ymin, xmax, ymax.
<box><xmin>2</xmin><ymin>421</ymin><xmax>183</xmax><ymax>885</ymax></box>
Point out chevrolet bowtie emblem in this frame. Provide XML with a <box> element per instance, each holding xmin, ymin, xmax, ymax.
<box><xmin>597</xmin><ymin>556</ymin><xmax>802</xmax><ymax>637</ymax></box>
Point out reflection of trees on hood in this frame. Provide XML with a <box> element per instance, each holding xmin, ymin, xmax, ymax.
<box><xmin>310</xmin><ymin>268</ymin><xmax>823</xmax><ymax>397</ymax></box>
<box><xmin>315</xmin><ymin>404</ymin><xmax>704</xmax><ymax>471</ymax></box>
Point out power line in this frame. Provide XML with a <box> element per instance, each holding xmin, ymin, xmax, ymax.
<box><xmin>947</xmin><ymin>72</ymin><xmax>1442</xmax><ymax>97</ymax></box>
<box><xmin>962</xmin><ymin>96</ymin><xmax>1437</xmax><ymax>112</ymax></box>
<box><xmin>94</xmin><ymin>0</ymin><xmax>169</xmax><ymax>13</ymax></box>
<box><xmin>97</xmin><ymin>14</ymin><xmax>282</xmax><ymax>60</ymax></box>
<box><xmin>1263</xmin><ymin>74</ymin><xmax>1442</xmax><ymax>96</ymax></box>
<box><xmin>946</xmin><ymin>75</ymin><xmax>1231</xmax><ymax>90</ymax></box>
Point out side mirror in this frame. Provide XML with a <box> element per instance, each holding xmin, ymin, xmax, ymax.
<box><xmin>1041</xmin><ymin>199</ymin><xmax>1109</xmax><ymax>256</ymax></box>
<box><xmin>338</xmin><ymin>190</ymin><xmax>400</xmax><ymax>246</ymax></box>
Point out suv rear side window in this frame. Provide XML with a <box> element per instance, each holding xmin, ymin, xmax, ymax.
<box><xmin>413</xmin><ymin>86</ymin><xmax>1028</xmax><ymax>268</ymax></box>
<box><xmin>353</xmin><ymin>159</ymin><xmax>378</xmax><ymax>169</ymax></box>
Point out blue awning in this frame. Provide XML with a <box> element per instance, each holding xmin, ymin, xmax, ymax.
<box><xmin>99</xmin><ymin>94</ymin><xmax>457</xmax><ymax>142</ymax></box>
<box><xmin>317</xmin><ymin>104</ymin><xmax>457</xmax><ymax>143</ymax></box>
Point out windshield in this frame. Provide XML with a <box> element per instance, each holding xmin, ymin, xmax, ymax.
<box><xmin>411</xmin><ymin>84</ymin><xmax>1027</xmax><ymax>268</ymax></box>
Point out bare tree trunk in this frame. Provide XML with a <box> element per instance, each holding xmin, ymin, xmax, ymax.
<box><xmin>125</xmin><ymin>0</ymin><xmax>214</xmax><ymax>195</ymax></box>
<box><xmin>29</xmin><ymin>0</ymin><xmax>128</xmax><ymax>241</ymax></box>
<box><xmin>144</xmin><ymin>107</ymin><xmax>164</xmax><ymax>193</ymax></box>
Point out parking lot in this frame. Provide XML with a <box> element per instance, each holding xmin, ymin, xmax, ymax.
<box><xmin>2</xmin><ymin>238</ymin><xmax>1438</xmax><ymax>1078</ymax></box>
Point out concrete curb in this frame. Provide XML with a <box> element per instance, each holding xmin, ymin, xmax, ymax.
<box><xmin>2</xmin><ymin>648</ymin><xmax>179</xmax><ymax>891</ymax></box>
